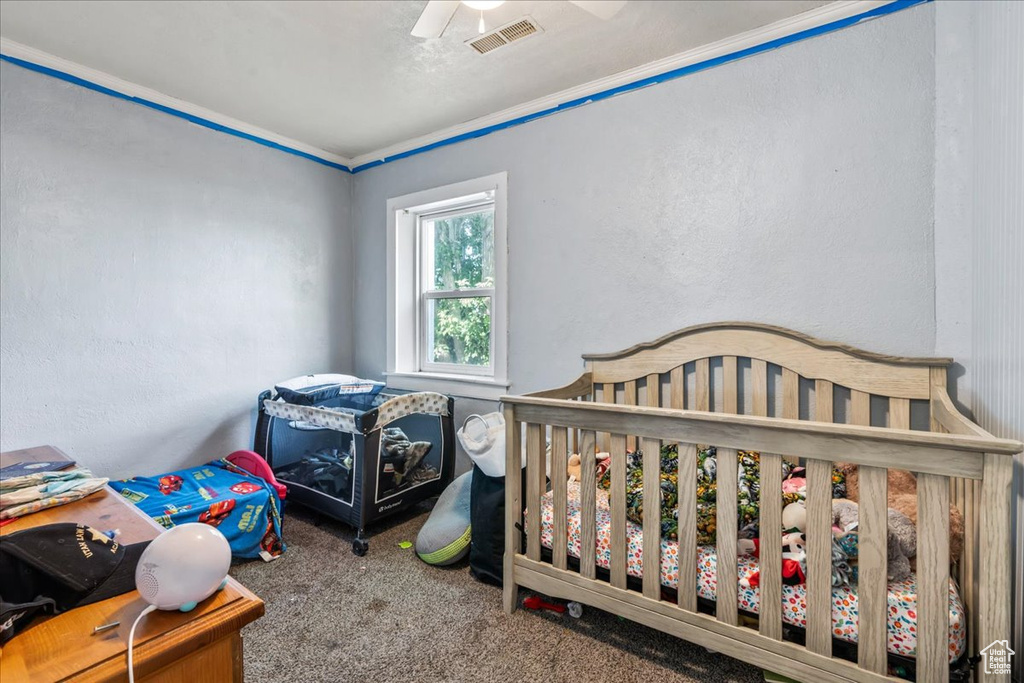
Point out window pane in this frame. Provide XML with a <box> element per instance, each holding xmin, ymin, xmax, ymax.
<box><xmin>427</xmin><ymin>297</ymin><xmax>491</xmax><ymax>367</ymax></box>
<box><xmin>428</xmin><ymin>209</ymin><xmax>494</xmax><ymax>291</ymax></box>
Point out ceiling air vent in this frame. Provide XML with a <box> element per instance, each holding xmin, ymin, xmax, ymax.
<box><xmin>466</xmin><ymin>16</ymin><xmax>542</xmax><ymax>55</ymax></box>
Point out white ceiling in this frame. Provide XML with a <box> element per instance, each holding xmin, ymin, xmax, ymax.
<box><xmin>0</xmin><ymin>0</ymin><xmax>828</xmax><ymax>160</ymax></box>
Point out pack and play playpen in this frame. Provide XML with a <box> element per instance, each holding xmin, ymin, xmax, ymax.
<box><xmin>255</xmin><ymin>376</ymin><xmax>455</xmax><ymax>555</ymax></box>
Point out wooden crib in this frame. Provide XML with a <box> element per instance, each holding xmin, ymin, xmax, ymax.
<box><xmin>501</xmin><ymin>323</ymin><xmax>1021</xmax><ymax>683</ymax></box>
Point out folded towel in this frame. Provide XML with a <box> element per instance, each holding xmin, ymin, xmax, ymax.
<box><xmin>0</xmin><ymin>468</ymin><xmax>108</xmax><ymax>519</ymax></box>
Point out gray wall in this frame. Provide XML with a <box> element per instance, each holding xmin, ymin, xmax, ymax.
<box><xmin>961</xmin><ymin>1</ymin><xmax>1024</xmax><ymax>672</ymax></box>
<box><xmin>0</xmin><ymin>62</ymin><xmax>353</xmax><ymax>479</ymax></box>
<box><xmin>933</xmin><ymin>0</ymin><xmax>975</xmax><ymax>410</ymax></box>
<box><xmin>352</xmin><ymin>4</ymin><xmax>938</xmax><ymax>399</ymax></box>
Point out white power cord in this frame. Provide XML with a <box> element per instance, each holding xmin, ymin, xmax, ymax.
<box><xmin>127</xmin><ymin>604</ymin><xmax>158</xmax><ymax>683</ymax></box>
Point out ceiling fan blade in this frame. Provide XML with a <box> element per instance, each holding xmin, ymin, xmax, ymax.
<box><xmin>411</xmin><ymin>0</ymin><xmax>460</xmax><ymax>38</ymax></box>
<box><xmin>568</xmin><ymin>0</ymin><xmax>627</xmax><ymax>21</ymax></box>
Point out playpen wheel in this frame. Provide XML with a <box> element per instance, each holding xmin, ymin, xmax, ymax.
<box><xmin>352</xmin><ymin>538</ymin><xmax>369</xmax><ymax>556</ymax></box>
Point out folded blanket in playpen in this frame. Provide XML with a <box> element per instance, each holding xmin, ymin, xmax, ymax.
<box><xmin>111</xmin><ymin>458</ymin><xmax>285</xmax><ymax>560</ymax></box>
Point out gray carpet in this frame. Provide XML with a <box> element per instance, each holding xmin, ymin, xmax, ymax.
<box><xmin>231</xmin><ymin>503</ymin><xmax>764</xmax><ymax>683</ymax></box>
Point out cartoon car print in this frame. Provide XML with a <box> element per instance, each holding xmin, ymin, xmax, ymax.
<box><xmin>158</xmin><ymin>475</ymin><xmax>184</xmax><ymax>495</ymax></box>
<box><xmin>260</xmin><ymin>521</ymin><xmax>283</xmax><ymax>556</ymax></box>
<box><xmin>198</xmin><ymin>499</ymin><xmax>236</xmax><ymax>526</ymax></box>
<box><xmin>229</xmin><ymin>481</ymin><xmax>262</xmax><ymax>495</ymax></box>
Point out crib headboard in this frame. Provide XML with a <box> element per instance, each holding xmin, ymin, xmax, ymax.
<box><xmin>578</xmin><ymin>321</ymin><xmax>952</xmax><ymax>431</ymax></box>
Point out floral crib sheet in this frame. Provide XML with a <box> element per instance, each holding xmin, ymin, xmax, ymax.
<box><xmin>538</xmin><ymin>482</ymin><xmax>965</xmax><ymax>661</ymax></box>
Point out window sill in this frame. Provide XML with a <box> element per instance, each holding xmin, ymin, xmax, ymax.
<box><xmin>385</xmin><ymin>371</ymin><xmax>510</xmax><ymax>401</ymax></box>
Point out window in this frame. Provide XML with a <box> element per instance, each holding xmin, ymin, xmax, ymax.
<box><xmin>420</xmin><ymin>204</ymin><xmax>495</xmax><ymax>373</ymax></box>
<box><xmin>387</xmin><ymin>173</ymin><xmax>508</xmax><ymax>400</ymax></box>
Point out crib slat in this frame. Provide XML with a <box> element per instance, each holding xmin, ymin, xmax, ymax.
<box><xmin>815</xmin><ymin>379</ymin><xmax>833</xmax><ymax>423</ymax></box>
<box><xmin>851</xmin><ymin>390</ymin><xmax>871</xmax><ymax>426</ymax></box>
<box><xmin>525</xmin><ymin>423</ymin><xmax>543</xmax><ymax>562</ymax></box>
<box><xmin>624</xmin><ymin>380</ymin><xmax>638</xmax><ymax>451</ymax></box>
<box><xmin>670</xmin><ymin>366</ymin><xmax>684</xmax><ymax>410</ymax></box>
<box><xmin>857</xmin><ymin>465</ymin><xmax>888</xmax><ymax>674</ymax></box>
<box><xmin>890</xmin><ymin>397</ymin><xmax>910</xmax><ymax>430</ymax></box>
<box><xmin>537</xmin><ymin>424</ymin><xmax>549</xmax><ymax>542</ymax></box>
<box><xmin>677</xmin><ymin>443</ymin><xmax>698</xmax><ymax>611</ymax></box>
<box><xmin>646</xmin><ymin>373</ymin><xmax>660</xmax><ymax>408</ymax></box>
<box><xmin>951</xmin><ymin>476</ymin><xmax>964</xmax><ymax>635</ymax></box>
<box><xmin>551</xmin><ymin>426</ymin><xmax>569</xmax><ymax>571</ymax></box>
<box><xmin>598</xmin><ymin>384</ymin><xmax>614</xmax><ymax>453</ymax></box>
<box><xmin>964</xmin><ymin>477</ymin><xmax>977</xmax><ymax>657</ymax></box>
<box><xmin>805</xmin><ymin>458</ymin><xmax>832</xmax><ymax>656</ymax></box>
<box><xmin>782</xmin><ymin>368</ymin><xmax>799</xmax><ymax>420</ymax></box>
<box><xmin>917</xmin><ymin>473</ymin><xmax>950</xmax><ymax>683</ymax></box>
<box><xmin>579</xmin><ymin>430</ymin><xmax>598</xmax><ymax>580</ymax></box>
<box><xmin>752</xmin><ymin>359</ymin><xmax>768</xmax><ymax>417</ymax></box>
<box><xmin>758</xmin><ymin>452</ymin><xmax>783</xmax><ymax>640</ymax></box>
<box><xmin>503</xmin><ymin>413</ymin><xmax>521</xmax><ymax>614</ymax></box>
<box><xmin>716</xmin><ymin>447</ymin><xmax>738</xmax><ymax>626</ymax></box>
<box><xmin>610</xmin><ymin>434</ymin><xmax>628</xmax><ymax>590</ymax></box>
<box><xmin>696</xmin><ymin>358</ymin><xmax>710</xmax><ymax>411</ymax></box>
<box><xmin>641</xmin><ymin>437</ymin><xmax>662</xmax><ymax>600</ymax></box>
<box><xmin>723</xmin><ymin>356</ymin><xmax>738</xmax><ymax>413</ymax></box>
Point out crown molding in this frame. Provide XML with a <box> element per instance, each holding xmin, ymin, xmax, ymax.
<box><xmin>348</xmin><ymin>0</ymin><xmax>918</xmax><ymax>172</ymax></box>
<box><xmin>0</xmin><ymin>37</ymin><xmax>353</xmax><ymax>171</ymax></box>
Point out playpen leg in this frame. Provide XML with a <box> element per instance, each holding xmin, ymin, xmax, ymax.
<box><xmin>352</xmin><ymin>528</ymin><xmax>369</xmax><ymax>556</ymax></box>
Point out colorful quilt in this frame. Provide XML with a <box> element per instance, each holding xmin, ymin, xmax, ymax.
<box><xmin>597</xmin><ymin>444</ymin><xmax>843</xmax><ymax>545</ymax></box>
<box><xmin>539</xmin><ymin>482</ymin><xmax>966</xmax><ymax>662</ymax></box>
<box><xmin>111</xmin><ymin>459</ymin><xmax>285</xmax><ymax>560</ymax></box>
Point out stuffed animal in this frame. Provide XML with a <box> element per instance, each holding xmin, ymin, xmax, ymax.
<box><xmin>763</xmin><ymin>501</ymin><xmax>857</xmax><ymax>587</ymax></box>
<box><xmin>566</xmin><ymin>452</ymin><xmax>611</xmax><ymax>482</ymax></box>
<box><xmin>738</xmin><ymin>532</ymin><xmax>807</xmax><ymax>588</ymax></box>
<box><xmin>832</xmin><ymin>498</ymin><xmax>917</xmax><ymax>582</ymax></box>
<box><xmin>782</xmin><ymin>500</ymin><xmax>806</xmax><ymax>532</ymax></box>
<box><xmin>837</xmin><ymin>463</ymin><xmax>964</xmax><ymax>564</ymax></box>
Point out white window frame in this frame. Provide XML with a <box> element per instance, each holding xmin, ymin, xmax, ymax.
<box><xmin>386</xmin><ymin>172</ymin><xmax>508</xmax><ymax>400</ymax></box>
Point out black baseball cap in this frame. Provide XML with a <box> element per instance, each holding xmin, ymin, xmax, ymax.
<box><xmin>0</xmin><ymin>523</ymin><xmax>150</xmax><ymax>643</ymax></box>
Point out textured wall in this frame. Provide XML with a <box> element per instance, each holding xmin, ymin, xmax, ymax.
<box><xmin>0</xmin><ymin>62</ymin><xmax>354</xmax><ymax>479</ymax></box>
<box><xmin>933</xmin><ymin>0</ymin><xmax>975</xmax><ymax>409</ymax></box>
<box><xmin>351</xmin><ymin>4</ymin><xmax>937</xmax><ymax>396</ymax></box>
<box><xmin>965</xmin><ymin>1</ymin><xmax>1024</xmax><ymax>673</ymax></box>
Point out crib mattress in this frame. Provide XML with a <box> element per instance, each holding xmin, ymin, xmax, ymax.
<box><xmin>539</xmin><ymin>482</ymin><xmax>965</xmax><ymax>662</ymax></box>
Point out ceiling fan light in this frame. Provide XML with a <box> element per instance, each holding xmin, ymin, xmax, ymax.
<box><xmin>462</xmin><ymin>1</ymin><xmax>505</xmax><ymax>10</ymax></box>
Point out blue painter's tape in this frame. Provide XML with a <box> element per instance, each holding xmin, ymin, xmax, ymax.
<box><xmin>0</xmin><ymin>53</ymin><xmax>352</xmax><ymax>173</ymax></box>
<box><xmin>1</xmin><ymin>0</ymin><xmax>926</xmax><ymax>175</ymax></box>
<box><xmin>350</xmin><ymin>0</ymin><xmax>930</xmax><ymax>173</ymax></box>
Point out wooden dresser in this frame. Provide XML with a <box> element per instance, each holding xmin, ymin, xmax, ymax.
<box><xmin>0</xmin><ymin>446</ymin><xmax>265</xmax><ymax>682</ymax></box>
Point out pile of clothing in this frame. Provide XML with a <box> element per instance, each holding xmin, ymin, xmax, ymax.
<box><xmin>275</xmin><ymin>447</ymin><xmax>353</xmax><ymax>499</ymax></box>
<box><xmin>1</xmin><ymin>468</ymin><xmax>108</xmax><ymax>521</ymax></box>
<box><xmin>378</xmin><ymin>428</ymin><xmax>435</xmax><ymax>495</ymax></box>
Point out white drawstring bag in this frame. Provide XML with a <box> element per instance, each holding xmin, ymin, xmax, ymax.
<box><xmin>458</xmin><ymin>412</ymin><xmax>521</xmax><ymax>478</ymax></box>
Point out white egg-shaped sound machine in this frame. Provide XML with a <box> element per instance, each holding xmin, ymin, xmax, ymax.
<box><xmin>135</xmin><ymin>523</ymin><xmax>231</xmax><ymax>612</ymax></box>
